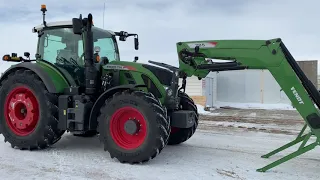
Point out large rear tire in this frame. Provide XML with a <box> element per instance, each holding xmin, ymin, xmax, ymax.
<box><xmin>97</xmin><ymin>90</ymin><xmax>170</xmax><ymax>163</ymax></box>
<box><xmin>168</xmin><ymin>91</ymin><xmax>199</xmax><ymax>145</ymax></box>
<box><xmin>0</xmin><ymin>69</ymin><xmax>64</xmax><ymax>150</ymax></box>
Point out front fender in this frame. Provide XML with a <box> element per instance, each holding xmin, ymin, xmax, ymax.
<box><xmin>88</xmin><ymin>84</ymin><xmax>147</xmax><ymax>130</ymax></box>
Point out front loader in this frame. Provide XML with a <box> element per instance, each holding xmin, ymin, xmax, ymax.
<box><xmin>176</xmin><ymin>39</ymin><xmax>320</xmax><ymax>172</ymax></box>
<box><xmin>0</xmin><ymin>5</ymin><xmax>198</xmax><ymax>164</ymax></box>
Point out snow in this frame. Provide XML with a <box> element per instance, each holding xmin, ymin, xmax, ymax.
<box><xmin>197</xmin><ymin>104</ymin><xmax>220</xmax><ymax>115</ymax></box>
<box><xmin>0</xmin><ymin>106</ymin><xmax>319</xmax><ymax>180</ymax></box>
<box><xmin>0</xmin><ymin>129</ymin><xmax>319</xmax><ymax>180</ymax></box>
<box><xmin>212</xmin><ymin>102</ymin><xmax>296</xmax><ymax>110</ymax></box>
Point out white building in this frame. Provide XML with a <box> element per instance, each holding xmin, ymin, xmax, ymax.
<box><xmin>178</xmin><ymin>76</ymin><xmax>205</xmax><ymax>96</ymax></box>
<box><xmin>202</xmin><ymin>70</ymin><xmax>297</xmax><ymax>109</ymax></box>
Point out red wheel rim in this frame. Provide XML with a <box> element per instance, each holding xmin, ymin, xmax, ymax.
<box><xmin>4</xmin><ymin>86</ymin><xmax>40</xmax><ymax>136</ymax></box>
<box><xmin>109</xmin><ymin>107</ymin><xmax>147</xmax><ymax>150</ymax></box>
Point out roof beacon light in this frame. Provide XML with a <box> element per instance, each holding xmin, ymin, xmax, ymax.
<box><xmin>41</xmin><ymin>4</ymin><xmax>47</xmax><ymax>12</ymax></box>
<box><xmin>40</xmin><ymin>4</ymin><xmax>47</xmax><ymax>27</ymax></box>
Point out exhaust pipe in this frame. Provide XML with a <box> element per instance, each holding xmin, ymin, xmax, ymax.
<box><xmin>84</xmin><ymin>14</ymin><xmax>98</xmax><ymax>94</ymax></box>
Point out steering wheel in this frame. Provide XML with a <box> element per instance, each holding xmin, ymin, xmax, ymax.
<box><xmin>56</xmin><ymin>57</ymin><xmax>82</xmax><ymax>73</ymax></box>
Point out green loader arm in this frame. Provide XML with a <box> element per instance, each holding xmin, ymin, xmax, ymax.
<box><xmin>176</xmin><ymin>38</ymin><xmax>320</xmax><ymax>172</ymax></box>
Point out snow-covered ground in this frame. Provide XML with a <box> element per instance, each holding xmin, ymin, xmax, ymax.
<box><xmin>0</xmin><ymin>105</ymin><xmax>319</xmax><ymax>180</ymax></box>
<box><xmin>203</xmin><ymin>102</ymin><xmax>296</xmax><ymax>111</ymax></box>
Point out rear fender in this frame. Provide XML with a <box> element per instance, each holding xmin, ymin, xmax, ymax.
<box><xmin>88</xmin><ymin>84</ymin><xmax>147</xmax><ymax>130</ymax></box>
<box><xmin>0</xmin><ymin>62</ymin><xmax>66</xmax><ymax>93</ymax></box>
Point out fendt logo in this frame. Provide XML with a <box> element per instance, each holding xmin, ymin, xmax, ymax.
<box><xmin>291</xmin><ymin>86</ymin><xmax>304</xmax><ymax>104</ymax></box>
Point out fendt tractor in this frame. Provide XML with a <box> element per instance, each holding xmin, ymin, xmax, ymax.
<box><xmin>0</xmin><ymin>5</ymin><xmax>198</xmax><ymax>163</ymax></box>
<box><xmin>0</xmin><ymin>5</ymin><xmax>319</xmax><ymax>172</ymax></box>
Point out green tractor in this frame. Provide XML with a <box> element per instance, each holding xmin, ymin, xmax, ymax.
<box><xmin>0</xmin><ymin>6</ymin><xmax>198</xmax><ymax>163</ymax></box>
<box><xmin>2</xmin><ymin>5</ymin><xmax>320</xmax><ymax>172</ymax></box>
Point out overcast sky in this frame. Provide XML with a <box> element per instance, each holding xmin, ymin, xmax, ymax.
<box><xmin>0</xmin><ymin>0</ymin><xmax>319</xmax><ymax>73</ymax></box>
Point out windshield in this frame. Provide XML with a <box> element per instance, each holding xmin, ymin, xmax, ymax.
<box><xmin>37</xmin><ymin>26</ymin><xmax>119</xmax><ymax>67</ymax></box>
<box><xmin>79</xmin><ymin>27</ymin><xmax>120</xmax><ymax>62</ymax></box>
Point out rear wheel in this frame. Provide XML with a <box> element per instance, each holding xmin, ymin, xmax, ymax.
<box><xmin>168</xmin><ymin>91</ymin><xmax>199</xmax><ymax>145</ymax></box>
<box><xmin>97</xmin><ymin>90</ymin><xmax>170</xmax><ymax>163</ymax></box>
<box><xmin>0</xmin><ymin>69</ymin><xmax>64</xmax><ymax>149</ymax></box>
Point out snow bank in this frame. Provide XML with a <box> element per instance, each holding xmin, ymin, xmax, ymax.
<box><xmin>196</xmin><ymin>104</ymin><xmax>220</xmax><ymax>115</ymax></box>
<box><xmin>212</xmin><ymin>102</ymin><xmax>296</xmax><ymax>110</ymax></box>
<box><xmin>197</xmin><ymin>102</ymin><xmax>296</xmax><ymax>115</ymax></box>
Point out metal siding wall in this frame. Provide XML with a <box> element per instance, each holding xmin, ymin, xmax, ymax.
<box><xmin>297</xmin><ymin>60</ymin><xmax>318</xmax><ymax>87</ymax></box>
<box><xmin>205</xmin><ymin>60</ymin><xmax>318</xmax><ymax>107</ymax></box>
<box><xmin>216</xmin><ymin>70</ymin><xmax>262</xmax><ymax>103</ymax></box>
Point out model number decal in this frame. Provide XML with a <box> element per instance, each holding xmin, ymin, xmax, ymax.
<box><xmin>291</xmin><ymin>86</ymin><xmax>304</xmax><ymax>104</ymax></box>
<box><xmin>104</xmin><ymin>65</ymin><xmax>129</xmax><ymax>70</ymax></box>
<box><xmin>187</xmin><ymin>42</ymin><xmax>217</xmax><ymax>48</ymax></box>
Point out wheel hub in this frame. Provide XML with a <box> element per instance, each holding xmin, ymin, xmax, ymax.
<box><xmin>124</xmin><ymin>119</ymin><xmax>140</xmax><ymax>135</ymax></box>
<box><xmin>4</xmin><ymin>86</ymin><xmax>39</xmax><ymax>136</ymax></box>
<box><xmin>109</xmin><ymin>107</ymin><xmax>147</xmax><ymax>150</ymax></box>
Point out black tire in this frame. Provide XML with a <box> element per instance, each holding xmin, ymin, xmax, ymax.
<box><xmin>97</xmin><ymin>90</ymin><xmax>170</xmax><ymax>163</ymax></box>
<box><xmin>0</xmin><ymin>69</ymin><xmax>64</xmax><ymax>150</ymax></box>
<box><xmin>168</xmin><ymin>91</ymin><xmax>199</xmax><ymax>145</ymax></box>
<box><xmin>73</xmin><ymin>130</ymin><xmax>98</xmax><ymax>137</ymax></box>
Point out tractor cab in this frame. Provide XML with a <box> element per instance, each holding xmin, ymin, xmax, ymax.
<box><xmin>33</xmin><ymin>21</ymin><xmax>120</xmax><ymax>86</ymax></box>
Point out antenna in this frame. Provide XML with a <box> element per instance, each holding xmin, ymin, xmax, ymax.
<box><xmin>103</xmin><ymin>1</ymin><xmax>106</xmax><ymax>28</ymax></box>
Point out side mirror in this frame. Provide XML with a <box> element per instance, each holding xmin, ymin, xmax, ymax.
<box><xmin>134</xmin><ymin>37</ymin><xmax>139</xmax><ymax>50</ymax></box>
<box><xmin>119</xmin><ymin>36</ymin><xmax>127</xmax><ymax>41</ymax></box>
<box><xmin>72</xmin><ymin>18</ymin><xmax>83</xmax><ymax>35</ymax></box>
<box><xmin>134</xmin><ymin>56</ymin><xmax>138</xmax><ymax>62</ymax></box>
<box><xmin>24</xmin><ymin>52</ymin><xmax>30</xmax><ymax>59</ymax></box>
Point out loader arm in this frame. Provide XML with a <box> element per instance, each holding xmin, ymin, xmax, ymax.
<box><xmin>176</xmin><ymin>38</ymin><xmax>320</xmax><ymax>172</ymax></box>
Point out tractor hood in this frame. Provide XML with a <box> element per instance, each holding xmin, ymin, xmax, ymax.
<box><xmin>103</xmin><ymin>61</ymin><xmax>174</xmax><ymax>87</ymax></box>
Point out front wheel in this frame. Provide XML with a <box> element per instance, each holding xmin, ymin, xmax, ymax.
<box><xmin>97</xmin><ymin>90</ymin><xmax>170</xmax><ymax>163</ymax></box>
<box><xmin>168</xmin><ymin>91</ymin><xmax>199</xmax><ymax>145</ymax></box>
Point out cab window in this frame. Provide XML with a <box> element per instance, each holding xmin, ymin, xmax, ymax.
<box><xmin>39</xmin><ymin>28</ymin><xmax>84</xmax><ymax>67</ymax></box>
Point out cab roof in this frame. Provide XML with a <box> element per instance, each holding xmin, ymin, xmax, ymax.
<box><xmin>33</xmin><ymin>20</ymin><xmax>115</xmax><ymax>35</ymax></box>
